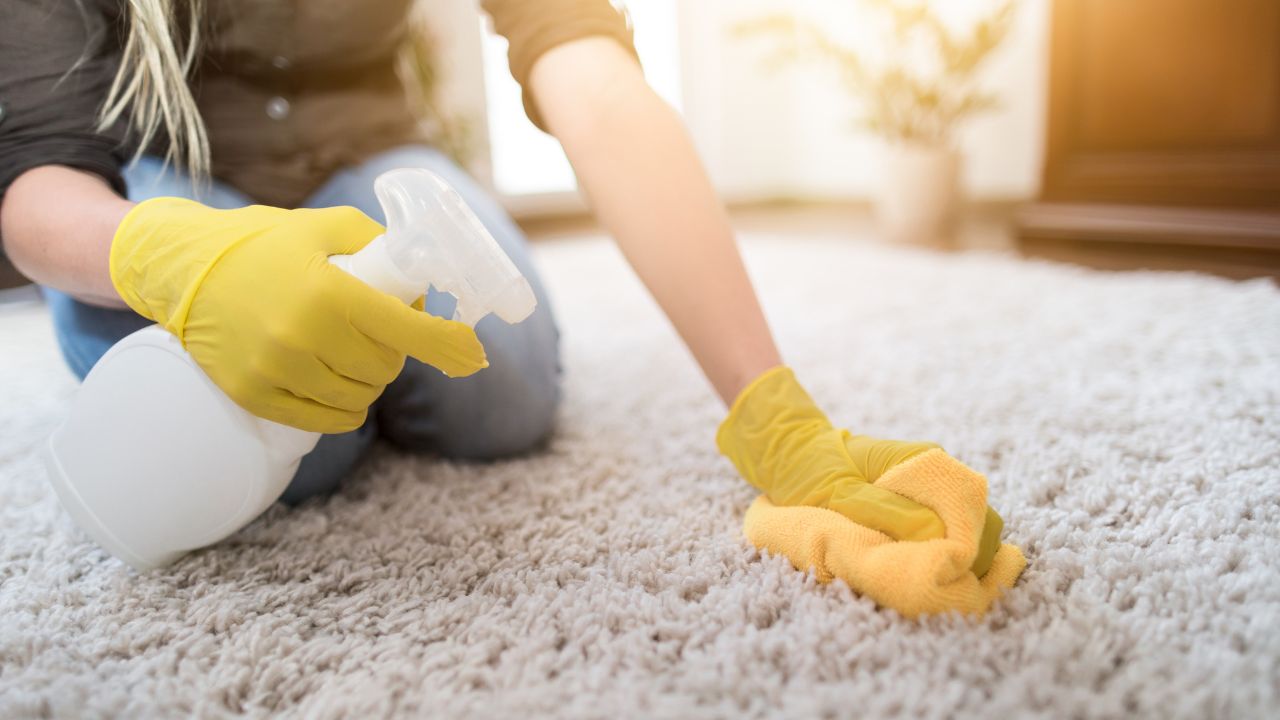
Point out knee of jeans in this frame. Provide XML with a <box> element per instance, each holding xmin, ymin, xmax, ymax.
<box><xmin>451</xmin><ymin>379</ymin><xmax>559</xmax><ymax>460</ymax></box>
<box><xmin>279</xmin><ymin>420</ymin><xmax>378</xmax><ymax>505</ymax></box>
<box><xmin>384</xmin><ymin>356</ymin><xmax>561</xmax><ymax>461</ymax></box>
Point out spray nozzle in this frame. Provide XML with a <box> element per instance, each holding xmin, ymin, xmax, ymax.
<box><xmin>373</xmin><ymin>168</ymin><xmax>537</xmax><ymax>327</ymax></box>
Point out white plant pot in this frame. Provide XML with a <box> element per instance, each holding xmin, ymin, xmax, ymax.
<box><xmin>874</xmin><ymin>142</ymin><xmax>961</xmax><ymax>248</ymax></box>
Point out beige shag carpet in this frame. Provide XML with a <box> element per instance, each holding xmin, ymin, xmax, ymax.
<box><xmin>1</xmin><ymin>236</ymin><xmax>1278</xmax><ymax>719</ymax></box>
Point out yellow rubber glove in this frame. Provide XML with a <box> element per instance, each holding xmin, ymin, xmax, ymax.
<box><xmin>718</xmin><ymin>367</ymin><xmax>1025</xmax><ymax>616</ymax></box>
<box><xmin>110</xmin><ymin>198</ymin><xmax>488</xmax><ymax>433</ymax></box>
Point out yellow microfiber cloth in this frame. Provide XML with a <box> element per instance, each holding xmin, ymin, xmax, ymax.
<box><xmin>744</xmin><ymin>450</ymin><xmax>1026</xmax><ymax>618</ymax></box>
<box><xmin>718</xmin><ymin>366</ymin><xmax>1026</xmax><ymax>618</ymax></box>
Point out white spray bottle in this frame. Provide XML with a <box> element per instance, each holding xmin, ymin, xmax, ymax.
<box><xmin>43</xmin><ymin>168</ymin><xmax>537</xmax><ymax>570</ymax></box>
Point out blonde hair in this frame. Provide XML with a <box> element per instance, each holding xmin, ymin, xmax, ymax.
<box><xmin>98</xmin><ymin>0</ymin><xmax>210</xmax><ymax>178</ymax></box>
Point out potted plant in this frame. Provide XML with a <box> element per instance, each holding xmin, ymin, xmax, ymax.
<box><xmin>738</xmin><ymin>0</ymin><xmax>1017</xmax><ymax>247</ymax></box>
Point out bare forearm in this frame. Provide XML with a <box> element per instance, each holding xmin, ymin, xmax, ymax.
<box><xmin>0</xmin><ymin>166</ymin><xmax>133</xmax><ymax>307</ymax></box>
<box><xmin>531</xmin><ymin>39</ymin><xmax>781</xmax><ymax>405</ymax></box>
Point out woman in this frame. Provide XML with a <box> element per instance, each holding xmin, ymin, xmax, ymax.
<box><xmin>0</xmin><ymin>0</ymin><xmax>1017</xmax><ymax>614</ymax></box>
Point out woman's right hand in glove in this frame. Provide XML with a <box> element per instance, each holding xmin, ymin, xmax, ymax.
<box><xmin>717</xmin><ymin>366</ymin><xmax>1005</xmax><ymax>577</ymax></box>
<box><xmin>110</xmin><ymin>198</ymin><xmax>488</xmax><ymax>433</ymax></box>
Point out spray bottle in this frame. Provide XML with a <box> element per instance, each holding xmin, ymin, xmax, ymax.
<box><xmin>43</xmin><ymin>168</ymin><xmax>537</xmax><ymax>570</ymax></box>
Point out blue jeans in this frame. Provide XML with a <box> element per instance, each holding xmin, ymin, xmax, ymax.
<box><xmin>45</xmin><ymin>146</ymin><xmax>561</xmax><ymax>503</ymax></box>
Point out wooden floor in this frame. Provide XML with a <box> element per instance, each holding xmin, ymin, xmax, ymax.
<box><xmin>519</xmin><ymin>200</ymin><xmax>1020</xmax><ymax>253</ymax></box>
<box><xmin>521</xmin><ymin>201</ymin><xmax>1277</xmax><ymax>283</ymax></box>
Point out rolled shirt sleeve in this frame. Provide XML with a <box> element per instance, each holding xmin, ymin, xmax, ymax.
<box><xmin>0</xmin><ymin>0</ymin><xmax>130</xmax><ymax>203</ymax></box>
<box><xmin>480</xmin><ymin>0</ymin><xmax>641</xmax><ymax>131</ymax></box>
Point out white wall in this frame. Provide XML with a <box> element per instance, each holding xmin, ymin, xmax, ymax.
<box><xmin>678</xmin><ymin>0</ymin><xmax>1050</xmax><ymax>203</ymax></box>
<box><xmin>432</xmin><ymin>0</ymin><xmax>1050</xmax><ymax>206</ymax></box>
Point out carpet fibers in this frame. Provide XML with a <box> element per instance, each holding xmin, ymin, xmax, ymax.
<box><xmin>1</xmin><ymin>237</ymin><xmax>1278</xmax><ymax>719</ymax></box>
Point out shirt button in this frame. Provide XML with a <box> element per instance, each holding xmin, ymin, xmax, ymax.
<box><xmin>265</xmin><ymin>96</ymin><xmax>291</xmax><ymax>120</ymax></box>
<box><xmin>271</xmin><ymin>55</ymin><xmax>291</xmax><ymax>71</ymax></box>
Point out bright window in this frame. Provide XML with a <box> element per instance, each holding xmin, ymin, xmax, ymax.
<box><xmin>481</xmin><ymin>1</ymin><xmax>683</xmax><ymax>198</ymax></box>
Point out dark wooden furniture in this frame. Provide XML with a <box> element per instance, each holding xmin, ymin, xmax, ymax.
<box><xmin>1018</xmin><ymin>0</ymin><xmax>1280</xmax><ymax>280</ymax></box>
